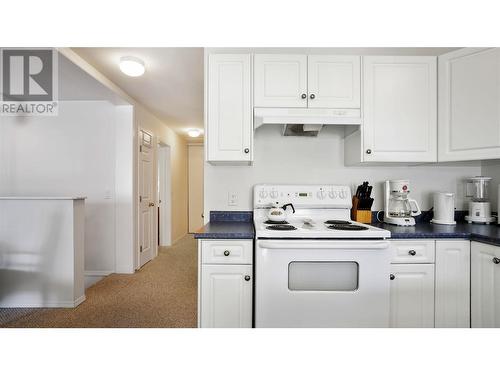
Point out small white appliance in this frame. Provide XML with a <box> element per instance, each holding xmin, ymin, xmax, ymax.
<box><xmin>465</xmin><ymin>176</ymin><xmax>495</xmax><ymax>224</ymax></box>
<box><xmin>431</xmin><ymin>192</ymin><xmax>456</xmax><ymax>225</ymax></box>
<box><xmin>383</xmin><ymin>180</ymin><xmax>421</xmax><ymax>226</ymax></box>
<box><xmin>254</xmin><ymin>184</ymin><xmax>391</xmax><ymax>328</ymax></box>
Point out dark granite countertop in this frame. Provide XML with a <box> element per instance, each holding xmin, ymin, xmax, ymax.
<box><xmin>194</xmin><ymin>211</ymin><xmax>255</xmax><ymax>240</ymax></box>
<box><xmin>372</xmin><ymin>221</ymin><xmax>500</xmax><ymax>246</ymax></box>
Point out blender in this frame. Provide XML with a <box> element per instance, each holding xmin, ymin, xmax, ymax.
<box><xmin>465</xmin><ymin>176</ymin><xmax>495</xmax><ymax>224</ymax></box>
<box><xmin>383</xmin><ymin>180</ymin><xmax>422</xmax><ymax>226</ymax></box>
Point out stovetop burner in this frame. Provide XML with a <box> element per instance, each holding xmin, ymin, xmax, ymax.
<box><xmin>327</xmin><ymin>224</ymin><xmax>369</xmax><ymax>231</ymax></box>
<box><xmin>266</xmin><ymin>224</ymin><xmax>297</xmax><ymax>231</ymax></box>
<box><xmin>324</xmin><ymin>220</ymin><xmax>352</xmax><ymax>225</ymax></box>
<box><xmin>264</xmin><ymin>220</ymin><xmax>289</xmax><ymax>225</ymax></box>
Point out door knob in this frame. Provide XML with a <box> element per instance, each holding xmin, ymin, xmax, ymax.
<box><xmin>390</xmin><ymin>274</ymin><xmax>395</xmax><ymax>280</ymax></box>
<box><xmin>309</xmin><ymin>94</ymin><xmax>315</xmax><ymax>99</ymax></box>
<box><xmin>244</xmin><ymin>275</ymin><xmax>251</xmax><ymax>281</ymax></box>
<box><xmin>408</xmin><ymin>250</ymin><xmax>416</xmax><ymax>256</ymax></box>
<box><xmin>493</xmin><ymin>257</ymin><xmax>500</xmax><ymax>264</ymax></box>
<box><xmin>148</xmin><ymin>202</ymin><xmax>155</xmax><ymax>207</ymax></box>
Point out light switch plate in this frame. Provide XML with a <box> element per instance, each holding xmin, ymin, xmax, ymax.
<box><xmin>228</xmin><ymin>192</ymin><xmax>238</xmax><ymax>206</ymax></box>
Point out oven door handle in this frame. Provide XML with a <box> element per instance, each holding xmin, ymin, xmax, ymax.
<box><xmin>258</xmin><ymin>240</ymin><xmax>390</xmax><ymax>250</ymax></box>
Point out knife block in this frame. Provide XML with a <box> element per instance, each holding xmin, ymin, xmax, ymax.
<box><xmin>351</xmin><ymin>197</ymin><xmax>372</xmax><ymax>224</ymax></box>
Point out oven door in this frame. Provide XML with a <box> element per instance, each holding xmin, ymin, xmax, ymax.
<box><xmin>255</xmin><ymin>240</ymin><xmax>391</xmax><ymax>328</ymax></box>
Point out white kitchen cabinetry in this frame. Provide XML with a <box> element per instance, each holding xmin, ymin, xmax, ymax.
<box><xmin>345</xmin><ymin>56</ymin><xmax>437</xmax><ymax>164</ymax></box>
<box><xmin>206</xmin><ymin>54</ymin><xmax>253</xmax><ymax>164</ymax></box>
<box><xmin>438</xmin><ymin>48</ymin><xmax>500</xmax><ymax>161</ymax></box>
<box><xmin>254</xmin><ymin>54</ymin><xmax>361</xmax><ymax>109</ymax></box>
<box><xmin>471</xmin><ymin>241</ymin><xmax>500</xmax><ymax>328</ymax></box>
<box><xmin>389</xmin><ymin>263</ymin><xmax>435</xmax><ymax>328</ymax></box>
<box><xmin>435</xmin><ymin>241</ymin><xmax>470</xmax><ymax>328</ymax></box>
<box><xmin>198</xmin><ymin>239</ymin><xmax>253</xmax><ymax>328</ymax></box>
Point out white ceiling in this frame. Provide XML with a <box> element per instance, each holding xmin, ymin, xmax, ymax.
<box><xmin>73</xmin><ymin>47</ymin><xmax>204</xmax><ymax>140</ymax></box>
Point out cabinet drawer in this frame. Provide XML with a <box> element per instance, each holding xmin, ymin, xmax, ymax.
<box><xmin>202</xmin><ymin>240</ymin><xmax>253</xmax><ymax>264</ymax></box>
<box><xmin>390</xmin><ymin>240</ymin><xmax>435</xmax><ymax>263</ymax></box>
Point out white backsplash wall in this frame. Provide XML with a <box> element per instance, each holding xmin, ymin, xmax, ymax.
<box><xmin>481</xmin><ymin>160</ymin><xmax>500</xmax><ymax>210</ymax></box>
<box><xmin>204</xmin><ymin>126</ymin><xmax>481</xmax><ymax>219</ymax></box>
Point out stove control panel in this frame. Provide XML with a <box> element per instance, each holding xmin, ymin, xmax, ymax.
<box><xmin>254</xmin><ymin>184</ymin><xmax>351</xmax><ymax>208</ymax></box>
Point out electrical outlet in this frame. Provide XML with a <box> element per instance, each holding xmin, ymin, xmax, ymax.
<box><xmin>228</xmin><ymin>192</ymin><xmax>238</xmax><ymax>206</ymax></box>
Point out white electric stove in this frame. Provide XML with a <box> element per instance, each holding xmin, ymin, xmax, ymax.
<box><xmin>254</xmin><ymin>184</ymin><xmax>392</xmax><ymax>328</ymax></box>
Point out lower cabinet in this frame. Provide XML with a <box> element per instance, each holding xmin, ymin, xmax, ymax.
<box><xmin>390</xmin><ymin>263</ymin><xmax>435</xmax><ymax>328</ymax></box>
<box><xmin>471</xmin><ymin>241</ymin><xmax>500</xmax><ymax>328</ymax></box>
<box><xmin>198</xmin><ymin>240</ymin><xmax>253</xmax><ymax>328</ymax></box>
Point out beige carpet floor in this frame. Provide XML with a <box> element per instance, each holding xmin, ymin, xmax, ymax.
<box><xmin>1</xmin><ymin>234</ymin><xmax>198</xmax><ymax>328</ymax></box>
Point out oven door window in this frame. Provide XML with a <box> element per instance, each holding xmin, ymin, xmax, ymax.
<box><xmin>288</xmin><ymin>262</ymin><xmax>359</xmax><ymax>291</ymax></box>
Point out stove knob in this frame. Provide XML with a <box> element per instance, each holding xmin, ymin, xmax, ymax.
<box><xmin>317</xmin><ymin>190</ymin><xmax>326</xmax><ymax>200</ymax></box>
<box><xmin>270</xmin><ymin>190</ymin><xmax>278</xmax><ymax>199</ymax></box>
<box><xmin>328</xmin><ymin>190</ymin><xmax>338</xmax><ymax>199</ymax></box>
<box><xmin>259</xmin><ymin>190</ymin><xmax>268</xmax><ymax>199</ymax></box>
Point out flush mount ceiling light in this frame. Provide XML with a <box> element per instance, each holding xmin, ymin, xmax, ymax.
<box><xmin>187</xmin><ymin>129</ymin><xmax>201</xmax><ymax>138</ymax></box>
<box><xmin>119</xmin><ymin>56</ymin><xmax>145</xmax><ymax>77</ymax></box>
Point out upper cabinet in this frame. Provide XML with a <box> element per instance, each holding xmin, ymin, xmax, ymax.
<box><xmin>347</xmin><ymin>56</ymin><xmax>437</xmax><ymax>164</ymax></box>
<box><xmin>206</xmin><ymin>54</ymin><xmax>253</xmax><ymax>164</ymax></box>
<box><xmin>438</xmin><ymin>48</ymin><xmax>500</xmax><ymax>162</ymax></box>
<box><xmin>254</xmin><ymin>54</ymin><xmax>361</xmax><ymax>109</ymax></box>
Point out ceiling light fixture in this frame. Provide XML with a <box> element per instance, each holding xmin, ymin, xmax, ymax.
<box><xmin>119</xmin><ymin>56</ymin><xmax>145</xmax><ymax>77</ymax></box>
<box><xmin>187</xmin><ymin>129</ymin><xmax>201</xmax><ymax>138</ymax></box>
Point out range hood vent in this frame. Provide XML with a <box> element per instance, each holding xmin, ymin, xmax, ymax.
<box><xmin>254</xmin><ymin>108</ymin><xmax>362</xmax><ymax>133</ymax></box>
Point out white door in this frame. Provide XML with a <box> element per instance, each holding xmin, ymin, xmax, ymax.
<box><xmin>200</xmin><ymin>264</ymin><xmax>253</xmax><ymax>328</ymax></box>
<box><xmin>207</xmin><ymin>54</ymin><xmax>253</xmax><ymax>163</ymax></box>
<box><xmin>188</xmin><ymin>144</ymin><xmax>204</xmax><ymax>232</ymax></box>
<box><xmin>363</xmin><ymin>56</ymin><xmax>437</xmax><ymax>162</ymax></box>
<box><xmin>307</xmin><ymin>55</ymin><xmax>361</xmax><ymax>108</ymax></box>
<box><xmin>435</xmin><ymin>241</ymin><xmax>470</xmax><ymax>328</ymax></box>
<box><xmin>471</xmin><ymin>241</ymin><xmax>500</xmax><ymax>328</ymax></box>
<box><xmin>389</xmin><ymin>264</ymin><xmax>435</xmax><ymax>328</ymax></box>
<box><xmin>438</xmin><ymin>48</ymin><xmax>500</xmax><ymax>162</ymax></box>
<box><xmin>138</xmin><ymin>130</ymin><xmax>155</xmax><ymax>268</ymax></box>
<box><xmin>254</xmin><ymin>54</ymin><xmax>308</xmax><ymax>108</ymax></box>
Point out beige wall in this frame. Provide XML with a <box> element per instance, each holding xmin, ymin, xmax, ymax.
<box><xmin>135</xmin><ymin>106</ymin><xmax>189</xmax><ymax>244</ymax></box>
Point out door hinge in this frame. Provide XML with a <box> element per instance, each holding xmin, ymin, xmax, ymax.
<box><xmin>139</xmin><ymin>195</ymin><xmax>142</xmax><ymax>202</ymax></box>
<box><xmin>140</xmin><ymin>245</ymin><xmax>143</xmax><ymax>253</ymax></box>
<box><xmin>140</xmin><ymin>145</ymin><xmax>143</xmax><ymax>153</ymax></box>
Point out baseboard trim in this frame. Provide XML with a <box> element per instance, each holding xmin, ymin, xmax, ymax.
<box><xmin>84</xmin><ymin>270</ymin><xmax>114</xmax><ymax>277</ymax></box>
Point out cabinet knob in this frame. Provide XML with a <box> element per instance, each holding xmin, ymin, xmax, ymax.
<box><xmin>244</xmin><ymin>148</ymin><xmax>249</xmax><ymax>154</ymax></box>
<box><xmin>390</xmin><ymin>274</ymin><xmax>395</xmax><ymax>280</ymax></box>
<box><xmin>366</xmin><ymin>149</ymin><xmax>372</xmax><ymax>155</ymax></box>
<box><xmin>493</xmin><ymin>257</ymin><xmax>500</xmax><ymax>264</ymax></box>
<box><xmin>408</xmin><ymin>250</ymin><xmax>416</xmax><ymax>256</ymax></box>
<box><xmin>223</xmin><ymin>250</ymin><xmax>230</xmax><ymax>256</ymax></box>
<box><xmin>309</xmin><ymin>94</ymin><xmax>315</xmax><ymax>99</ymax></box>
<box><xmin>301</xmin><ymin>93</ymin><xmax>307</xmax><ymax>99</ymax></box>
<box><xmin>244</xmin><ymin>275</ymin><xmax>251</xmax><ymax>281</ymax></box>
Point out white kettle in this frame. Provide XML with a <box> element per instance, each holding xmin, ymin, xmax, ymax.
<box><xmin>267</xmin><ymin>202</ymin><xmax>295</xmax><ymax>222</ymax></box>
<box><xmin>431</xmin><ymin>192</ymin><xmax>456</xmax><ymax>225</ymax></box>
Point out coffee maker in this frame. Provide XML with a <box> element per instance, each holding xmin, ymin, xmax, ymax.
<box><xmin>384</xmin><ymin>180</ymin><xmax>422</xmax><ymax>226</ymax></box>
<box><xmin>465</xmin><ymin>176</ymin><xmax>495</xmax><ymax>224</ymax></box>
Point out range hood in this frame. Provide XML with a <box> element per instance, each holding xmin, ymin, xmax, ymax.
<box><xmin>254</xmin><ymin>107</ymin><xmax>362</xmax><ymax>136</ymax></box>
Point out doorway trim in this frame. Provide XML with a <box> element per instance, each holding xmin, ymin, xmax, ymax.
<box><xmin>158</xmin><ymin>142</ymin><xmax>172</xmax><ymax>247</ymax></box>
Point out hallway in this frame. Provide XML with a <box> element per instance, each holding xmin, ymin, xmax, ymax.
<box><xmin>1</xmin><ymin>235</ymin><xmax>198</xmax><ymax>328</ymax></box>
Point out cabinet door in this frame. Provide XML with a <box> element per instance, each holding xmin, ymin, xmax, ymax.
<box><xmin>200</xmin><ymin>264</ymin><xmax>252</xmax><ymax>328</ymax></box>
<box><xmin>308</xmin><ymin>55</ymin><xmax>360</xmax><ymax>108</ymax></box>
<box><xmin>435</xmin><ymin>241</ymin><xmax>470</xmax><ymax>328</ymax></box>
<box><xmin>390</xmin><ymin>264</ymin><xmax>435</xmax><ymax>328</ymax></box>
<box><xmin>207</xmin><ymin>54</ymin><xmax>252</xmax><ymax>163</ymax></box>
<box><xmin>471</xmin><ymin>242</ymin><xmax>500</xmax><ymax>328</ymax></box>
<box><xmin>254</xmin><ymin>54</ymin><xmax>307</xmax><ymax>108</ymax></box>
<box><xmin>363</xmin><ymin>56</ymin><xmax>437</xmax><ymax>162</ymax></box>
<box><xmin>438</xmin><ymin>48</ymin><xmax>500</xmax><ymax>162</ymax></box>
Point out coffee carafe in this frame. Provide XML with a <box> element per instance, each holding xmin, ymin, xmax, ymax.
<box><xmin>384</xmin><ymin>180</ymin><xmax>421</xmax><ymax>226</ymax></box>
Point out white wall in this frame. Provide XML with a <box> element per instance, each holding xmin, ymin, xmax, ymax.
<box><xmin>188</xmin><ymin>144</ymin><xmax>204</xmax><ymax>232</ymax></box>
<box><xmin>0</xmin><ymin>101</ymin><xmax>133</xmax><ymax>282</ymax></box>
<box><xmin>204</xmin><ymin>126</ymin><xmax>482</xmax><ymax>217</ymax></box>
<box><xmin>481</xmin><ymin>160</ymin><xmax>500</xmax><ymax>210</ymax></box>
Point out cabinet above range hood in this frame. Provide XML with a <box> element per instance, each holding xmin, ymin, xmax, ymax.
<box><xmin>254</xmin><ymin>107</ymin><xmax>362</xmax><ymax>136</ymax></box>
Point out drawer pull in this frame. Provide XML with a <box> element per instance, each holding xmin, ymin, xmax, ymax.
<box><xmin>244</xmin><ymin>275</ymin><xmax>251</xmax><ymax>281</ymax></box>
<box><xmin>390</xmin><ymin>274</ymin><xmax>395</xmax><ymax>280</ymax></box>
<box><xmin>493</xmin><ymin>257</ymin><xmax>500</xmax><ymax>264</ymax></box>
<box><xmin>223</xmin><ymin>250</ymin><xmax>230</xmax><ymax>256</ymax></box>
<box><xmin>408</xmin><ymin>250</ymin><xmax>416</xmax><ymax>256</ymax></box>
